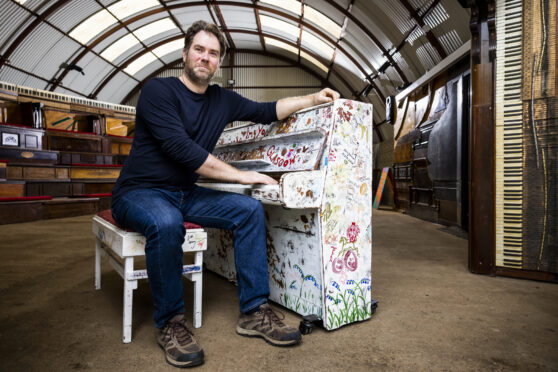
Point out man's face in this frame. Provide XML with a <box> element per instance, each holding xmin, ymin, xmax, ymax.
<box><xmin>183</xmin><ymin>31</ymin><xmax>221</xmax><ymax>85</ymax></box>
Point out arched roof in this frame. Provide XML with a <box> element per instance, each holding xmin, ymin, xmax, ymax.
<box><xmin>0</xmin><ymin>0</ymin><xmax>470</xmax><ymax>110</ymax></box>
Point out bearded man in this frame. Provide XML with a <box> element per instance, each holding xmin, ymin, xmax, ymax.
<box><xmin>111</xmin><ymin>20</ymin><xmax>339</xmax><ymax>368</ymax></box>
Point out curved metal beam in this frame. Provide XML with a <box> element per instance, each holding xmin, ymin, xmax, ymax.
<box><xmin>321</xmin><ymin>0</ymin><xmax>409</xmax><ymax>84</ymax></box>
<box><xmin>398</xmin><ymin>0</ymin><xmax>446</xmax><ymax>59</ymax></box>
<box><xmin>49</xmin><ymin>1</ymin><xmax>391</xmax><ymax>95</ymax></box>
<box><xmin>92</xmin><ymin>30</ymin><xmax>361</xmax><ymax>99</ymax></box>
<box><xmin>49</xmin><ymin>3</ymin><xmax>207</xmax><ymax>92</ymax></box>
<box><xmin>119</xmin><ymin>48</ymin><xmax>345</xmax><ymax>105</ymax></box>
<box><xmin>0</xmin><ymin>0</ymin><xmax>69</xmax><ymax>68</ymax></box>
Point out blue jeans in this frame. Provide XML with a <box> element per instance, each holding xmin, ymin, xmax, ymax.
<box><xmin>111</xmin><ymin>186</ymin><xmax>269</xmax><ymax>328</ymax></box>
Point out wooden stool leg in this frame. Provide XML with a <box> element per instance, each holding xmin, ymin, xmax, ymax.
<box><xmin>192</xmin><ymin>251</ymin><xmax>203</xmax><ymax>328</ymax></box>
<box><xmin>123</xmin><ymin>257</ymin><xmax>137</xmax><ymax>343</ymax></box>
<box><xmin>95</xmin><ymin>239</ymin><xmax>102</xmax><ymax>290</ymax></box>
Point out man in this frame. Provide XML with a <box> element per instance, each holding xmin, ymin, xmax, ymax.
<box><xmin>111</xmin><ymin>20</ymin><xmax>339</xmax><ymax>368</ymax></box>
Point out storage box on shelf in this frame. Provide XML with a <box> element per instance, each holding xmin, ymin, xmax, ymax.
<box><xmin>0</xmin><ymin>81</ymin><xmax>136</xmax><ymax>222</ymax></box>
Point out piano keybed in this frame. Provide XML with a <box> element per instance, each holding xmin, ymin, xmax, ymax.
<box><xmin>495</xmin><ymin>0</ymin><xmax>524</xmax><ymax>268</ymax></box>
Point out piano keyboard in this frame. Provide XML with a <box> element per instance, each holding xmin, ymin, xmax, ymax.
<box><xmin>495</xmin><ymin>0</ymin><xmax>523</xmax><ymax>268</ymax></box>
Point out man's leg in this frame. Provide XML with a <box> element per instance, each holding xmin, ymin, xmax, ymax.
<box><xmin>112</xmin><ymin>188</ymin><xmax>186</xmax><ymax>327</ymax></box>
<box><xmin>111</xmin><ymin>188</ymin><xmax>204</xmax><ymax>367</ymax></box>
<box><xmin>179</xmin><ymin>186</ymin><xmax>269</xmax><ymax>312</ymax></box>
<box><xmin>180</xmin><ymin>186</ymin><xmax>301</xmax><ymax>346</ymax></box>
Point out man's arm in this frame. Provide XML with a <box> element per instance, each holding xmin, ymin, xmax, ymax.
<box><xmin>196</xmin><ymin>153</ymin><xmax>278</xmax><ymax>185</ymax></box>
<box><xmin>276</xmin><ymin>87</ymin><xmax>340</xmax><ymax>120</ymax></box>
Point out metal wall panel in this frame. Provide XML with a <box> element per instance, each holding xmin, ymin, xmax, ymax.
<box><xmin>33</xmin><ymin>35</ymin><xmax>82</xmax><ymax>83</ymax></box>
<box><xmin>142</xmin><ymin>29</ymin><xmax>182</xmax><ymax>49</ymax></box>
<box><xmin>47</xmin><ymin>0</ymin><xmax>102</xmax><ymax>33</ymax></box>
<box><xmin>305</xmin><ymin>0</ymin><xmax>348</xmax><ymax>25</ymax></box>
<box><xmin>235</xmin><ymin>67</ymin><xmax>319</xmax><ymax>87</ymax></box>
<box><xmin>391</xmin><ymin>51</ymin><xmax>416</xmax><ymax>82</ymax></box>
<box><xmin>131</xmin><ymin>58</ymin><xmax>164</xmax><ymax>81</ymax></box>
<box><xmin>424</xmin><ymin>2</ymin><xmax>450</xmax><ymax>30</ymax></box>
<box><xmin>234</xmin><ymin>53</ymin><xmax>290</xmax><ymax>66</ymax></box>
<box><xmin>91</xmin><ymin>27</ymin><xmax>129</xmax><ymax>54</ymax></box>
<box><xmin>220</xmin><ymin>5</ymin><xmax>257</xmax><ymax>30</ymax></box>
<box><xmin>67</xmin><ymin>53</ymin><xmax>115</xmax><ymax>94</ymax></box>
<box><xmin>264</xmin><ymin>44</ymin><xmax>298</xmax><ymax>61</ymax></box>
<box><xmin>438</xmin><ymin>29</ymin><xmax>464</xmax><ymax>55</ymax></box>
<box><xmin>343</xmin><ymin>23</ymin><xmax>383</xmax><ymax>72</ymax></box>
<box><xmin>97</xmin><ymin>71</ymin><xmax>138</xmax><ymax>103</ymax></box>
<box><xmin>15</xmin><ymin>0</ymin><xmax>46</xmax><ymax>13</ymax></box>
<box><xmin>230</xmin><ymin>33</ymin><xmax>262</xmax><ymax>50</ymax></box>
<box><xmin>232</xmin><ymin>37</ymin><xmax>264</xmax><ymax>51</ymax></box>
<box><xmin>416</xmin><ymin>42</ymin><xmax>440</xmax><ymax>71</ymax></box>
<box><xmin>21</xmin><ymin>74</ymin><xmax>48</xmax><ymax>91</ymax></box>
<box><xmin>9</xmin><ymin>23</ymin><xmax>61</xmax><ymax>73</ymax></box>
<box><xmin>328</xmin><ymin>71</ymin><xmax>352</xmax><ymax>99</ymax></box>
<box><xmin>112</xmin><ymin>44</ymin><xmax>148</xmax><ymax>67</ymax></box>
<box><xmin>375</xmin><ymin>0</ymin><xmax>414</xmax><ymax>35</ymax></box>
<box><xmin>0</xmin><ymin>66</ymin><xmax>29</xmax><ymax>87</ymax></box>
<box><xmin>128</xmin><ymin>13</ymin><xmax>171</xmax><ymax>32</ymax></box>
<box><xmin>334</xmin><ymin>50</ymin><xmax>367</xmax><ymax>81</ymax></box>
<box><xmin>0</xmin><ymin>0</ymin><xmax>32</xmax><ymax>55</ymax></box>
<box><xmin>299</xmin><ymin>59</ymin><xmax>327</xmax><ymax>77</ymax></box>
<box><xmin>170</xmin><ymin>7</ymin><xmax>213</xmax><ymax>30</ymax></box>
<box><xmin>406</xmin><ymin>27</ymin><xmax>425</xmax><ymax>46</ymax></box>
<box><xmin>158</xmin><ymin>51</ymin><xmax>183</xmax><ymax>66</ymax></box>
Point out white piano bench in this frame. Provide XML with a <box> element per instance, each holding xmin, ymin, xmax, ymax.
<box><xmin>92</xmin><ymin>209</ymin><xmax>207</xmax><ymax>343</ymax></box>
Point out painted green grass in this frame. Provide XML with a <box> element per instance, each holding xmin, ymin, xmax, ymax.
<box><xmin>281</xmin><ymin>264</ymin><xmax>322</xmax><ymax>317</ymax></box>
<box><xmin>326</xmin><ymin>278</ymin><xmax>372</xmax><ymax>329</ymax></box>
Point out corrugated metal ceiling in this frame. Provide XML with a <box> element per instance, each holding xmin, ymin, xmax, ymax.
<box><xmin>0</xmin><ymin>0</ymin><xmax>470</xmax><ymax>112</ymax></box>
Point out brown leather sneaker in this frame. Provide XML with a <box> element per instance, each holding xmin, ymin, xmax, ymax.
<box><xmin>236</xmin><ymin>303</ymin><xmax>302</xmax><ymax>346</ymax></box>
<box><xmin>158</xmin><ymin>314</ymin><xmax>204</xmax><ymax>368</ymax></box>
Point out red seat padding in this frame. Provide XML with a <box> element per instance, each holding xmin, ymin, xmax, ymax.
<box><xmin>0</xmin><ymin>196</ymin><xmax>53</xmax><ymax>202</ymax></box>
<box><xmin>96</xmin><ymin>209</ymin><xmax>202</xmax><ymax>232</ymax></box>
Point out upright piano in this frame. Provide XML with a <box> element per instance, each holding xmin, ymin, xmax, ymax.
<box><xmin>198</xmin><ymin>99</ymin><xmax>374</xmax><ymax>330</ymax></box>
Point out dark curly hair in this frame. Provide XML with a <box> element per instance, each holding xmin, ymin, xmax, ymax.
<box><xmin>183</xmin><ymin>20</ymin><xmax>227</xmax><ymax>62</ymax></box>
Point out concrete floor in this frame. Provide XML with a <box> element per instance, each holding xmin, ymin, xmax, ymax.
<box><xmin>0</xmin><ymin>209</ymin><xmax>557</xmax><ymax>371</ymax></box>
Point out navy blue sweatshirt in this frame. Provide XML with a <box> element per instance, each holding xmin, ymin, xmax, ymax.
<box><xmin>111</xmin><ymin>77</ymin><xmax>278</xmax><ymax>202</ymax></box>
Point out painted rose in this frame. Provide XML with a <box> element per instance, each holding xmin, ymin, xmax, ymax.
<box><xmin>347</xmin><ymin>222</ymin><xmax>360</xmax><ymax>243</ymax></box>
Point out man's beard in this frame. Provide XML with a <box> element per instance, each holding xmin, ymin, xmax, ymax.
<box><xmin>184</xmin><ymin>59</ymin><xmax>214</xmax><ymax>85</ymax></box>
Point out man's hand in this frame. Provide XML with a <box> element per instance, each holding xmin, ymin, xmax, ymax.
<box><xmin>312</xmin><ymin>88</ymin><xmax>340</xmax><ymax>106</ymax></box>
<box><xmin>196</xmin><ymin>154</ymin><xmax>277</xmax><ymax>185</ymax></box>
<box><xmin>237</xmin><ymin>171</ymin><xmax>278</xmax><ymax>185</ymax></box>
<box><xmin>276</xmin><ymin>88</ymin><xmax>341</xmax><ymax>120</ymax></box>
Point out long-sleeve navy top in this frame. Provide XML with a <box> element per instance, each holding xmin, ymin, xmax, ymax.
<box><xmin>111</xmin><ymin>77</ymin><xmax>278</xmax><ymax>202</ymax></box>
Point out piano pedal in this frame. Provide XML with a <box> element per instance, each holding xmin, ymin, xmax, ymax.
<box><xmin>299</xmin><ymin>314</ymin><xmax>321</xmax><ymax>335</ymax></box>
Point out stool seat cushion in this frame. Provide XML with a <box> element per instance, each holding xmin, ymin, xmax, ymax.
<box><xmin>97</xmin><ymin>209</ymin><xmax>202</xmax><ymax>231</ymax></box>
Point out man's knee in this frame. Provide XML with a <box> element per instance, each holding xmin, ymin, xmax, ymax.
<box><xmin>242</xmin><ymin>196</ymin><xmax>264</xmax><ymax>219</ymax></box>
<box><xmin>144</xmin><ymin>211</ymin><xmax>185</xmax><ymax>243</ymax></box>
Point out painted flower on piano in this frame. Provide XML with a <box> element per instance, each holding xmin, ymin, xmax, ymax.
<box><xmin>347</xmin><ymin>222</ymin><xmax>360</xmax><ymax>243</ymax></box>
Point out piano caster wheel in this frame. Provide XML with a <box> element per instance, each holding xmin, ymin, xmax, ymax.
<box><xmin>299</xmin><ymin>314</ymin><xmax>321</xmax><ymax>335</ymax></box>
<box><xmin>371</xmin><ymin>298</ymin><xmax>379</xmax><ymax>314</ymax></box>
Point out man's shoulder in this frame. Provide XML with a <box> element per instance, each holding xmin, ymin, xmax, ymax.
<box><xmin>144</xmin><ymin>77</ymin><xmax>178</xmax><ymax>90</ymax></box>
